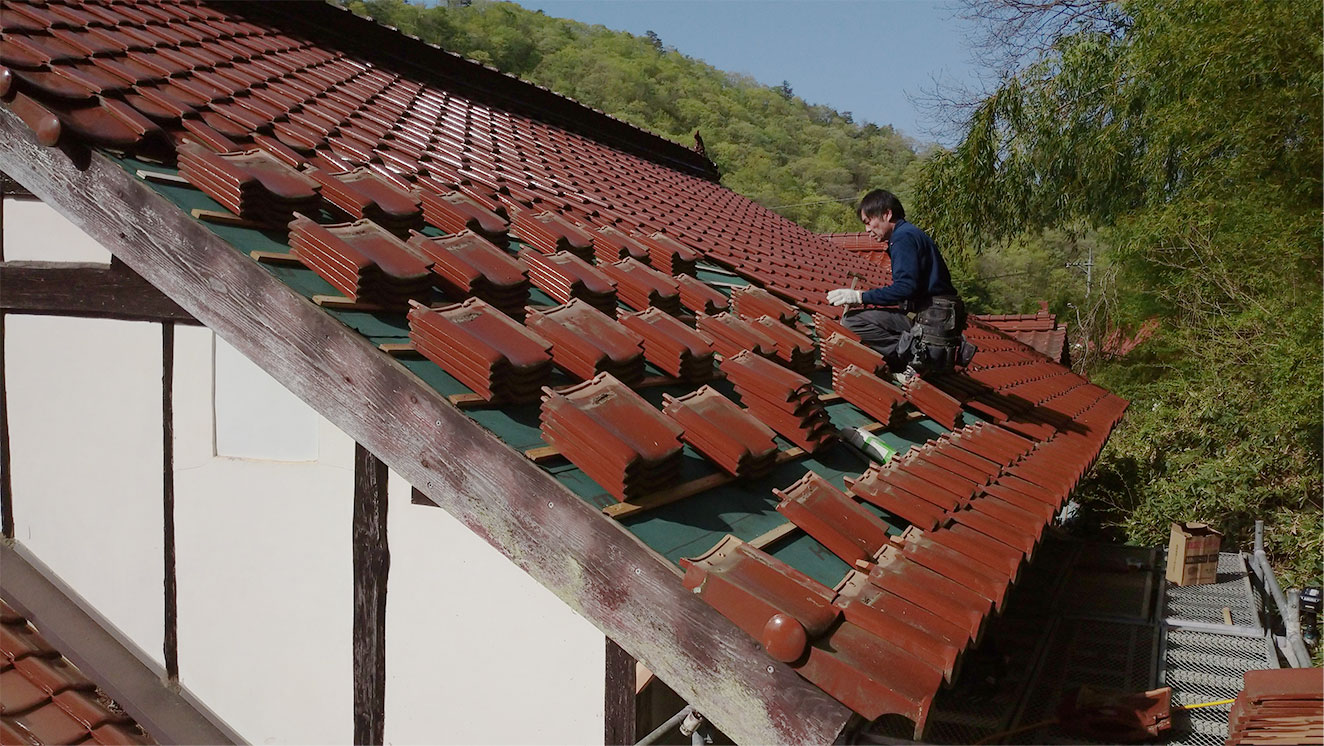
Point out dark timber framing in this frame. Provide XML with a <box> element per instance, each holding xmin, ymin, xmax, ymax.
<box><xmin>353</xmin><ymin>443</ymin><xmax>389</xmax><ymax>746</ymax></box>
<box><xmin>1</xmin><ymin>311</ymin><xmax>11</xmax><ymax>540</ymax></box>
<box><xmin>604</xmin><ymin>638</ymin><xmax>637</xmax><ymax>745</ymax></box>
<box><xmin>161</xmin><ymin>322</ymin><xmax>179</xmax><ymax>680</ymax></box>
<box><xmin>0</xmin><ymin>106</ymin><xmax>852</xmax><ymax>744</ymax></box>
<box><xmin>0</xmin><ymin>260</ymin><xmax>199</xmax><ymax>324</ymax></box>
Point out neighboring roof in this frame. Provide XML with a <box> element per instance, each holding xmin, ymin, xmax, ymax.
<box><xmin>0</xmin><ymin>601</ymin><xmax>154</xmax><ymax>746</ymax></box>
<box><xmin>0</xmin><ymin>1</ymin><xmax>1128</xmax><ymax>740</ymax></box>
<box><xmin>1102</xmin><ymin>316</ymin><xmax>1159</xmax><ymax>358</ymax></box>
<box><xmin>973</xmin><ymin>304</ymin><xmax>1069</xmax><ymax>364</ymax></box>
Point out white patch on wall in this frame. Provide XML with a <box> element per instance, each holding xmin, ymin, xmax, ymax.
<box><xmin>213</xmin><ymin>336</ymin><xmax>318</xmax><ymax>461</ymax></box>
<box><xmin>174</xmin><ymin>326</ymin><xmax>356</xmax><ymax>743</ymax></box>
<box><xmin>5</xmin><ymin>315</ymin><xmax>165</xmax><ymax>667</ymax></box>
<box><xmin>1</xmin><ymin>199</ymin><xmax>114</xmax><ymax>263</ymax></box>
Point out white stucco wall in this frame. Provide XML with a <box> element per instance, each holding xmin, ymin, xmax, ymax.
<box><xmin>2</xmin><ymin>199</ymin><xmax>113</xmax><ymax>263</ymax></box>
<box><xmin>5</xmin><ymin>315</ymin><xmax>166</xmax><ymax>668</ymax></box>
<box><xmin>172</xmin><ymin>326</ymin><xmax>356</xmax><ymax>744</ymax></box>
<box><xmin>3</xmin><ymin>199</ymin><xmax>605</xmax><ymax>744</ymax></box>
<box><xmin>384</xmin><ymin>468</ymin><xmax>605</xmax><ymax>745</ymax></box>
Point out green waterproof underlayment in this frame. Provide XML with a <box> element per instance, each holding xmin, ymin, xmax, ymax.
<box><xmin>113</xmin><ymin>154</ymin><xmax>976</xmax><ymax>587</ymax></box>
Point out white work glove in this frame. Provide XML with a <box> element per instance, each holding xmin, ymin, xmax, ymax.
<box><xmin>827</xmin><ymin>288</ymin><xmax>862</xmax><ymax>307</ymax></box>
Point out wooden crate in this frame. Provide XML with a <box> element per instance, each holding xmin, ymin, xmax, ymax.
<box><xmin>1166</xmin><ymin>522</ymin><xmax>1223</xmax><ymax>586</ymax></box>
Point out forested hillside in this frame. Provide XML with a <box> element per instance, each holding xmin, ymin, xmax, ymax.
<box><xmin>344</xmin><ymin>0</ymin><xmax>922</xmax><ymax>233</ymax></box>
<box><xmin>342</xmin><ymin>0</ymin><xmax>1321</xmax><ymax>586</ymax></box>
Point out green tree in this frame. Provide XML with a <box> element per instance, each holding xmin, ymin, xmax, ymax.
<box><xmin>918</xmin><ymin>0</ymin><xmax>1323</xmax><ymax>585</ymax></box>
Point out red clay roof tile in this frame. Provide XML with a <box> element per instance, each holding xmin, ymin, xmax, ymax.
<box><xmin>0</xmin><ymin>602</ymin><xmax>154</xmax><ymax>745</ymax></box>
<box><xmin>525</xmin><ymin>300</ymin><xmax>645</xmax><ymax>384</ymax></box>
<box><xmin>540</xmin><ymin>373</ymin><xmax>682</xmax><ymax>500</ymax></box>
<box><xmin>661</xmin><ymin>387</ymin><xmax>777</xmax><ymax>477</ymax></box>
<box><xmin>408</xmin><ymin>299</ymin><xmax>553</xmax><ymax>402</ymax></box>
<box><xmin>774</xmin><ymin>472</ymin><xmax>894</xmax><ymax>566</ymax></box>
<box><xmin>617</xmin><ymin>307</ymin><xmax>714</xmax><ymax>381</ymax></box>
<box><xmin>680</xmin><ymin>535</ymin><xmax>840</xmax><ymax>661</ymax></box>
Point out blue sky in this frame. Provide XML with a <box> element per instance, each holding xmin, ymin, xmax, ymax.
<box><xmin>515</xmin><ymin>0</ymin><xmax>986</xmax><ymax>145</ymax></box>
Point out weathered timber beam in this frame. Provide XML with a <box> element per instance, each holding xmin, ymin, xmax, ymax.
<box><xmin>0</xmin><ymin>260</ymin><xmax>200</xmax><ymax>324</ymax></box>
<box><xmin>353</xmin><ymin>443</ymin><xmax>389</xmax><ymax>746</ymax></box>
<box><xmin>0</xmin><ymin>108</ymin><xmax>852</xmax><ymax>744</ymax></box>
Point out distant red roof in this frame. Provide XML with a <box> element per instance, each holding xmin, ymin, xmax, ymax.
<box><xmin>973</xmin><ymin>304</ymin><xmax>1069</xmax><ymax>364</ymax></box>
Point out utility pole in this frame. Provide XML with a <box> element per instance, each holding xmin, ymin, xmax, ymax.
<box><xmin>1066</xmin><ymin>244</ymin><xmax>1094</xmax><ymax>297</ymax></box>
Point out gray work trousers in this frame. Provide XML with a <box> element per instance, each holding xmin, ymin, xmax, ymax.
<box><xmin>842</xmin><ymin>307</ymin><xmax>914</xmax><ymax>372</ymax></box>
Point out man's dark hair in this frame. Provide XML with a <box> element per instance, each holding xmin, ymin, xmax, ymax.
<box><xmin>858</xmin><ymin>189</ymin><xmax>905</xmax><ymax>222</ymax></box>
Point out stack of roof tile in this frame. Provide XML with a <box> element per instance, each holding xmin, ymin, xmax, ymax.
<box><xmin>696</xmin><ymin>312</ymin><xmax>779</xmax><ymax>361</ymax></box>
<box><xmin>407</xmin><ymin>230</ymin><xmax>530</xmax><ymax>320</ymax></box>
<box><xmin>662</xmin><ymin>386</ymin><xmax>778</xmax><ymax>477</ymax></box>
<box><xmin>526</xmin><ymin>299</ymin><xmax>645</xmax><ymax>384</ymax></box>
<box><xmin>675</xmin><ymin>274</ymin><xmax>730</xmax><ymax>315</ymax></box>
<box><xmin>415</xmin><ymin>189</ymin><xmax>510</xmax><ymax>246</ymax></box>
<box><xmin>306</xmin><ymin>166</ymin><xmax>423</xmax><ymax>237</ymax></box>
<box><xmin>636</xmin><ymin>232</ymin><xmax>698</xmax><ymax>275</ymax></box>
<box><xmin>751</xmin><ymin>315</ymin><xmax>817</xmax><ymax>374</ymax></box>
<box><xmin>540</xmin><ymin>373</ymin><xmax>683</xmax><ymax>500</ymax></box>
<box><xmin>832</xmin><ymin>365</ymin><xmax>905</xmax><ymax>428</ymax></box>
<box><xmin>902</xmin><ymin>377</ymin><xmax>965</xmax><ymax>430</ymax></box>
<box><xmin>1226</xmin><ymin>669</ymin><xmax>1323</xmax><ymax>746</ymax></box>
<box><xmin>407</xmin><ymin>298</ymin><xmax>552</xmax><ymax>402</ymax></box>
<box><xmin>288</xmin><ymin>214</ymin><xmax>432</xmax><ymax>308</ymax></box>
<box><xmin>592</xmin><ymin>225</ymin><xmax>651</xmax><ymax>265</ymax></box>
<box><xmin>177</xmin><ymin>145</ymin><xmax>320</xmax><ymax>225</ymax></box>
<box><xmin>821</xmin><ymin>333</ymin><xmax>888</xmax><ymax>377</ymax></box>
<box><xmin>0</xmin><ymin>601</ymin><xmax>154</xmax><ymax>745</ymax></box>
<box><xmin>513</xmin><ymin>210</ymin><xmax>595</xmax><ymax>262</ymax></box>
<box><xmin>813</xmin><ymin>312</ymin><xmax>858</xmax><ymax>343</ymax></box>
<box><xmin>599</xmin><ymin>258</ymin><xmax>682</xmax><ymax>315</ymax></box>
<box><xmin>732</xmin><ymin>286</ymin><xmax>799</xmax><ymax>326</ymax></box>
<box><xmin>519</xmin><ymin>249</ymin><xmax>617</xmax><ymax>316</ymax></box>
<box><xmin>617</xmin><ymin>307</ymin><xmax>714</xmax><ymax>381</ymax></box>
<box><xmin>721</xmin><ymin>349</ymin><xmax>836</xmax><ymax>453</ymax></box>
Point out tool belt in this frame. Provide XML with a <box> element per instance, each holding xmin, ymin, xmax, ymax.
<box><xmin>905</xmin><ymin>295</ymin><xmax>967</xmax><ymax>372</ymax></box>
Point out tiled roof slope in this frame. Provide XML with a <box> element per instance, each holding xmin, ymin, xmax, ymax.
<box><xmin>0</xmin><ymin>1</ymin><xmax>1128</xmax><ymax>738</ymax></box>
<box><xmin>820</xmin><ymin>232</ymin><xmax>891</xmax><ymax>280</ymax></box>
<box><xmin>0</xmin><ymin>601</ymin><xmax>154</xmax><ymax>746</ymax></box>
<box><xmin>0</xmin><ymin>0</ymin><xmax>888</xmax><ymax>315</ymax></box>
<box><xmin>973</xmin><ymin>305</ymin><xmax>1069</xmax><ymax>364</ymax></box>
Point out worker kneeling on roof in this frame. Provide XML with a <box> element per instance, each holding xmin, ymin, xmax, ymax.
<box><xmin>827</xmin><ymin>189</ymin><xmax>976</xmax><ymax>378</ymax></box>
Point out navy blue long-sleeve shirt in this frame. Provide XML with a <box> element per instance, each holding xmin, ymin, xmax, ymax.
<box><xmin>859</xmin><ymin>219</ymin><xmax>956</xmax><ymax>305</ymax></box>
